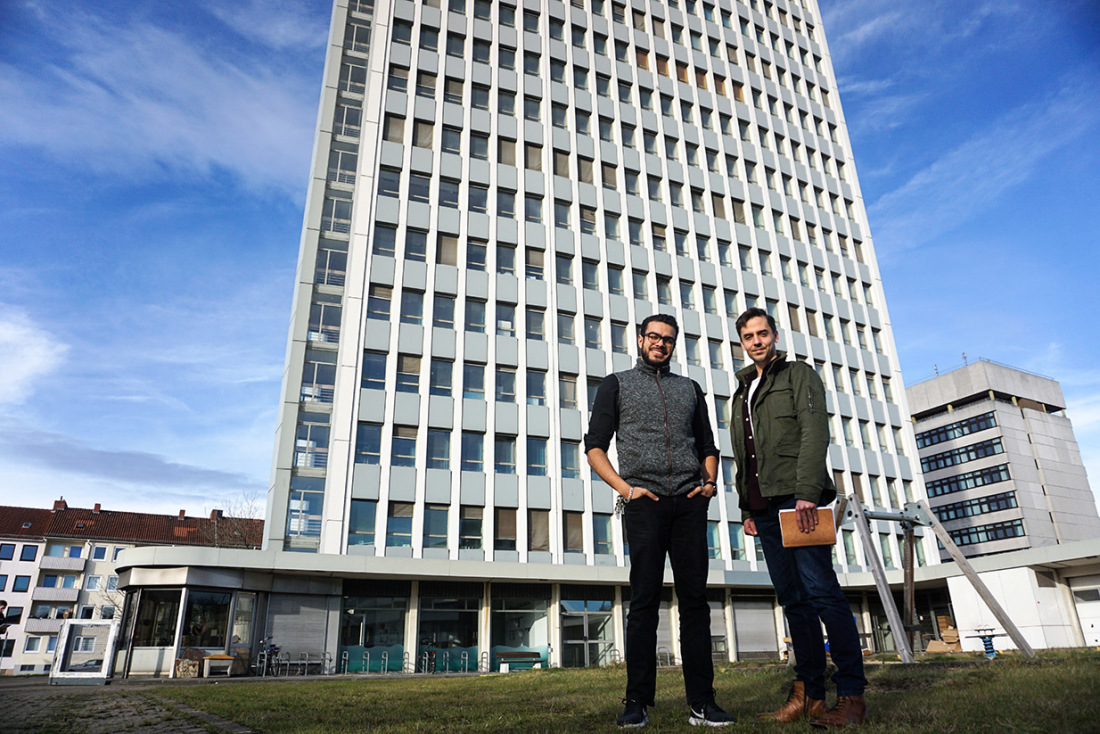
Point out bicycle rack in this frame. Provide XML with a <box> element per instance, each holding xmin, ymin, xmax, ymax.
<box><xmin>340</xmin><ymin>650</ymin><xmax>349</xmax><ymax>675</ymax></box>
<box><xmin>460</xmin><ymin>651</ymin><xmax>469</xmax><ymax>673</ymax></box>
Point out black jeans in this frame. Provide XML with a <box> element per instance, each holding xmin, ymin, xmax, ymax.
<box><xmin>753</xmin><ymin>497</ymin><xmax>867</xmax><ymax>699</ymax></box>
<box><xmin>624</xmin><ymin>492</ymin><xmax>714</xmax><ymax>706</ymax></box>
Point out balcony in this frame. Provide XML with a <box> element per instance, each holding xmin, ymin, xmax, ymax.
<box><xmin>31</xmin><ymin>587</ymin><xmax>80</xmax><ymax>603</ymax></box>
<box><xmin>24</xmin><ymin>617</ymin><xmax>64</xmax><ymax>634</ymax></box>
<box><xmin>39</xmin><ymin>555</ymin><xmax>86</xmax><ymax>572</ymax></box>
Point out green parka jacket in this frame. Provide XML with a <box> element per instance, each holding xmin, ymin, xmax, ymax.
<box><xmin>731</xmin><ymin>352</ymin><xmax>836</xmax><ymax>520</ymax></box>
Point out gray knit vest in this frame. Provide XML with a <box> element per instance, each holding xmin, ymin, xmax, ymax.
<box><xmin>615</xmin><ymin>361</ymin><xmax>704</xmax><ymax>497</ymax></box>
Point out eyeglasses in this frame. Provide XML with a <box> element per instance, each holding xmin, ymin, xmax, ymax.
<box><xmin>642</xmin><ymin>332</ymin><xmax>676</xmax><ymax>346</ymax></box>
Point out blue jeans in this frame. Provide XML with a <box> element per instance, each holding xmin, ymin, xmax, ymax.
<box><xmin>624</xmin><ymin>492</ymin><xmax>714</xmax><ymax>707</ymax></box>
<box><xmin>753</xmin><ymin>497</ymin><xmax>867</xmax><ymax>699</ymax></box>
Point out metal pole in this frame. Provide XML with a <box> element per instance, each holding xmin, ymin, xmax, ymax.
<box><xmin>909</xmin><ymin>502</ymin><xmax>1036</xmax><ymax>658</ymax></box>
<box><xmin>903</xmin><ymin>526</ymin><xmax>916</xmax><ymax>654</ymax></box>
<box><xmin>847</xmin><ymin>494</ymin><xmax>915</xmax><ymax>663</ymax></box>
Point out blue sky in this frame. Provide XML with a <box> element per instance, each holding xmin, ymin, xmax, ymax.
<box><xmin>1</xmin><ymin>0</ymin><xmax>1098</xmax><ymax>518</ymax></box>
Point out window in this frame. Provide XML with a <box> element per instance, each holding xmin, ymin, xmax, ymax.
<box><xmin>525</xmin><ymin>308</ymin><xmax>545</xmax><ymax>340</ymax></box>
<box><xmin>481</xmin><ymin>296</ymin><xmax>510</xmax><ymax>335</ymax></box>
<box><xmin>419</xmin><ymin>26</ymin><xmax>439</xmax><ymax>51</ymax></box>
<box><xmin>564</xmin><ymin>511</ymin><xmax>584</xmax><ymax>554</ymax></box>
<box><xmin>528</xmin><ymin>509</ymin><xmax>550</xmax><ymax>551</ymax></box>
<box><xmin>13</xmin><ymin>575</ymin><xmax>30</xmax><ymax>592</ymax></box>
<box><xmin>441</xmin><ymin>126</ymin><xmax>461</xmax><ymax>155</ymax></box>
<box><xmin>395</xmin><ymin>354</ymin><xmax>420</xmax><ymax>393</ymax></box>
<box><xmin>460</xmin><ymin>241</ymin><xmax>486</xmax><ymax>272</ymax></box>
<box><xmin>561</xmin><ymin>441</ymin><xmax>581</xmax><ymax>479</ymax></box>
<box><xmin>498</xmin><ymin>189</ymin><xmax>516</xmax><ymax>218</ymax></box>
<box><xmin>430</xmin><ymin>358</ymin><xmax>453</xmax><ymax>397</ymax></box>
<box><xmin>444</xmin><ymin>77</ymin><xmax>463</xmax><ymax>104</ymax></box>
<box><xmin>608</xmin><ymin>266</ymin><xmax>624</xmax><ymax>296</ymax></box>
<box><xmin>433</xmin><ymin>294</ymin><xmax>456</xmax><ymax>329</ymax></box>
<box><xmin>527</xmin><ymin>438</ymin><xmax>548</xmax><ymax>476</ymax></box>
<box><xmin>495</xmin><ymin>508</ymin><xmax>517</xmax><ymax>551</ymax></box>
<box><xmin>353</xmin><ymin>422</ymin><xmax>383</xmax><ymax>465</ymax></box>
<box><xmin>459</xmin><ymin>506</ymin><xmax>483</xmax><ymax>549</ymax></box>
<box><xmin>527</xmin><ymin>370</ymin><xmax>547</xmax><ymax>406</ymax></box>
<box><xmin>463</xmin><ymin>362</ymin><xmax>485</xmax><ymax>399</ymax></box>
<box><xmin>557</xmin><ymin>312</ymin><xmax>575</xmax><ymax>345</ymax></box>
<box><xmin>408</xmin><ymin>173</ymin><xmax>431</xmax><ymax>203</ymax></box>
<box><xmin>496</xmin><ymin>366</ymin><xmax>517</xmax><ymax>403</ymax></box>
<box><xmin>556</xmin><ymin>254</ymin><xmax>573</xmax><ymax>285</ymax></box>
<box><xmin>469</xmin><ymin>183</ymin><xmax>489</xmax><ymax>213</ymax></box>
<box><xmin>386</xmin><ymin>502</ymin><xmax>414</xmax><ymax>547</ymax></box>
<box><xmin>610</xmin><ymin>322</ymin><xmax>628</xmax><ymax>354</ymax></box>
<box><xmin>446</xmin><ymin>33</ymin><xmax>464</xmax><ymax>57</ymax></box>
<box><xmin>525</xmin><ymin>195</ymin><xmax>542</xmax><ymax>223</ymax></box>
<box><xmin>466</xmin><ymin>299</ymin><xmax>487</xmax><ymax>333</ymax></box>
<box><xmin>399</xmin><ymin>290</ymin><xmax>423</xmax><ymax>325</ymax></box>
<box><xmin>19</xmin><ymin>544</ymin><xmax>38</xmax><ymax>562</ymax></box>
<box><xmin>85</xmin><ymin>575</ymin><xmax>102</xmax><ymax>591</ymax></box>
<box><xmin>416</xmin><ymin>71</ymin><xmax>437</xmax><ymax>98</ymax></box>
<box><xmin>584</xmin><ymin>317</ymin><xmax>602</xmax><ymax>349</ymax></box>
<box><xmin>387</xmin><ymin>64</ymin><xmax>408</xmax><ymax>93</ymax></box>
<box><xmin>581</xmin><ymin>260</ymin><xmax>599</xmax><ymax>290</ymax></box>
<box><xmin>391</xmin><ymin>426</ymin><xmax>417</xmax><ymax>467</ymax></box>
<box><xmin>348</xmin><ymin>499</ymin><xmax>377</xmax><ymax>546</ymax></box>
<box><xmin>526</xmin><ymin>248</ymin><xmax>544</xmax><ymax>280</ymax></box>
<box><xmin>423</xmin><ymin>505</ymin><xmax>449</xmax><ymax>548</ymax></box>
<box><xmin>497</xmin><ymin>243</ymin><xmax>516</xmax><ymax>275</ymax></box>
<box><xmin>461</xmin><ymin>432</ymin><xmax>484</xmax><ymax>472</ymax></box>
<box><xmin>559</xmin><ymin>374</ymin><xmax>578</xmax><ymax>410</ymax></box>
<box><xmin>495</xmin><ymin>435</ymin><xmax>517</xmax><ymax>474</ymax></box>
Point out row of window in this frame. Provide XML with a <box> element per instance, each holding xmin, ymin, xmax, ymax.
<box><xmin>920</xmin><ymin>438</ymin><xmax>1003</xmax><ymax>474</ymax></box>
<box><xmin>948</xmin><ymin>519</ymin><xmax>1026</xmax><ymax>548</ymax></box>
<box><xmin>344</xmin><ymin>498</ymin><xmax>921</xmax><ymax>568</ymax></box>
<box><xmin>915</xmin><ymin>411</ymin><xmax>997</xmax><ymax>449</ymax></box>
<box><xmin>0</xmin><ymin>572</ymin><xmax>119</xmax><ymax>595</ymax></box>
<box><xmin>402</xmin><ymin>0</ymin><xmax>820</xmax><ymax>51</ymax></box>
<box><xmin>391</xmin><ymin>0</ymin><xmax>831</xmax><ymax>125</ymax></box>
<box><xmin>933</xmin><ymin>491</ymin><xmax>1018</xmax><ymax>523</ymax></box>
<box><xmin>926</xmin><ymin>464</ymin><xmax>1011</xmax><ymax>499</ymax></box>
<box><xmin>0</xmin><ymin>542</ymin><xmax>122</xmax><ymax>563</ymax></box>
<box><xmin>367</xmin><ymin>226</ymin><xmax>875</xmax><ymax>312</ymax></box>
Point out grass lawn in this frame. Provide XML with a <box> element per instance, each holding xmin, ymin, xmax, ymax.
<box><xmin>152</xmin><ymin>650</ymin><xmax>1100</xmax><ymax>733</ymax></box>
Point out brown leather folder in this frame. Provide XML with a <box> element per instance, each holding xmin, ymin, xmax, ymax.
<box><xmin>779</xmin><ymin>507</ymin><xmax>836</xmax><ymax>547</ymax></box>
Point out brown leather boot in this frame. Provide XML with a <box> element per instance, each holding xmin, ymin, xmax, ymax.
<box><xmin>756</xmin><ymin>681</ymin><xmax>828</xmax><ymax>723</ymax></box>
<box><xmin>809</xmin><ymin>695</ymin><xmax>867</xmax><ymax>728</ymax></box>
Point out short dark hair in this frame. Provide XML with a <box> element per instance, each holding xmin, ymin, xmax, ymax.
<box><xmin>735</xmin><ymin>307</ymin><xmax>777</xmax><ymax>338</ymax></box>
<box><xmin>638</xmin><ymin>313</ymin><xmax>679</xmax><ymax>338</ymax></box>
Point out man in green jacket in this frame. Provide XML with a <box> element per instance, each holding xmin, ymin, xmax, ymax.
<box><xmin>731</xmin><ymin>308</ymin><xmax>867</xmax><ymax>728</ymax></box>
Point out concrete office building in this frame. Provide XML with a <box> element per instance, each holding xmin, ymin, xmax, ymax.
<box><xmin>907</xmin><ymin>359</ymin><xmax>1100</xmax><ymax>561</ymax></box>
<box><xmin>117</xmin><ymin>0</ymin><xmax>940</xmax><ymax>676</ymax></box>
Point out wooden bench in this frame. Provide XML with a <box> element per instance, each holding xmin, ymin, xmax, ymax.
<box><xmin>203</xmin><ymin>654</ymin><xmax>235</xmax><ymax>677</ymax></box>
<box><xmin>495</xmin><ymin>651</ymin><xmax>545</xmax><ymax>670</ymax></box>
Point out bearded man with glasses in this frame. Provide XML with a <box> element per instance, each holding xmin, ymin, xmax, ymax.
<box><xmin>585</xmin><ymin>313</ymin><xmax>733</xmax><ymax>728</ymax></box>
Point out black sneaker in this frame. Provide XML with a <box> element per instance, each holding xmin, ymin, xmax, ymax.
<box><xmin>689</xmin><ymin>700</ymin><xmax>735</xmax><ymax>727</ymax></box>
<box><xmin>617</xmin><ymin>699</ymin><xmax>649</xmax><ymax>728</ymax></box>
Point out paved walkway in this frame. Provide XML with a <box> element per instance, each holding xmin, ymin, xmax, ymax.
<box><xmin>1</xmin><ymin>675</ymin><xmax>257</xmax><ymax>734</ymax></box>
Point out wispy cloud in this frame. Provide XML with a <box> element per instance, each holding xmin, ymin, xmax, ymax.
<box><xmin>0</xmin><ymin>10</ymin><xmax>320</xmax><ymax>198</ymax></box>
<box><xmin>866</xmin><ymin>72</ymin><xmax>1100</xmax><ymax>258</ymax></box>
<box><xmin>0</xmin><ymin>423</ymin><xmax>259</xmax><ymax>491</ymax></box>
<box><xmin>203</xmin><ymin>0</ymin><xmax>330</xmax><ymax>50</ymax></box>
<box><xmin>821</xmin><ymin>0</ymin><xmax>1022</xmax><ymax>66</ymax></box>
<box><xmin>0</xmin><ymin>306</ymin><xmax>68</xmax><ymax>405</ymax></box>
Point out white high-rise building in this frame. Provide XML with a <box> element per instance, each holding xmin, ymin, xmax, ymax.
<box><xmin>117</xmin><ymin>0</ymin><xmax>943</xmax><ymax>676</ymax></box>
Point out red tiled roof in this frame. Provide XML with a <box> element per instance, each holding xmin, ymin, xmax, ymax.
<box><xmin>0</xmin><ymin>504</ymin><xmax>264</xmax><ymax>549</ymax></box>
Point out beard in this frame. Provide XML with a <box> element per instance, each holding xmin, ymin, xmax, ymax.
<box><xmin>641</xmin><ymin>348</ymin><xmax>672</xmax><ymax>368</ymax></box>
